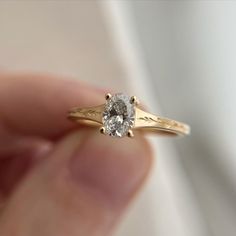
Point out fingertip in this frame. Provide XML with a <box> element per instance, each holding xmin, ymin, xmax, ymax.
<box><xmin>69</xmin><ymin>130</ymin><xmax>153</xmax><ymax>208</ymax></box>
<box><xmin>0</xmin><ymin>130</ymin><xmax>153</xmax><ymax>236</ymax></box>
<box><xmin>0</xmin><ymin>73</ymin><xmax>105</xmax><ymax>139</ymax></box>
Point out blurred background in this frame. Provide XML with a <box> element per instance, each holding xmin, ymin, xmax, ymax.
<box><xmin>0</xmin><ymin>1</ymin><xmax>236</xmax><ymax>235</ymax></box>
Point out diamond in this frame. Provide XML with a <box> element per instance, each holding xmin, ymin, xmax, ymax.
<box><xmin>102</xmin><ymin>93</ymin><xmax>135</xmax><ymax>137</ymax></box>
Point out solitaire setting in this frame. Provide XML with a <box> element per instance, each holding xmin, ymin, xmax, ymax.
<box><xmin>68</xmin><ymin>93</ymin><xmax>190</xmax><ymax>138</ymax></box>
<box><xmin>102</xmin><ymin>93</ymin><xmax>135</xmax><ymax>137</ymax></box>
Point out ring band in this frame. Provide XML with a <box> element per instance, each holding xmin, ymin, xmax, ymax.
<box><xmin>68</xmin><ymin>93</ymin><xmax>190</xmax><ymax>138</ymax></box>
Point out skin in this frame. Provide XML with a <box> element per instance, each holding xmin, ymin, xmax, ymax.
<box><xmin>0</xmin><ymin>73</ymin><xmax>153</xmax><ymax>236</ymax></box>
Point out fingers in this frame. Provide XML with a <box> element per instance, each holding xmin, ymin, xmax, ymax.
<box><xmin>0</xmin><ymin>73</ymin><xmax>105</xmax><ymax>139</ymax></box>
<box><xmin>0</xmin><ymin>130</ymin><xmax>152</xmax><ymax>236</ymax></box>
<box><xmin>0</xmin><ymin>73</ymin><xmax>104</xmax><ymax>193</ymax></box>
<box><xmin>0</xmin><ymin>139</ymin><xmax>52</xmax><ymax>198</ymax></box>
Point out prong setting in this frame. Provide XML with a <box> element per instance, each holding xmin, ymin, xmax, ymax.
<box><xmin>105</xmin><ymin>93</ymin><xmax>112</xmax><ymax>100</ymax></box>
<box><xmin>100</xmin><ymin>127</ymin><xmax>106</xmax><ymax>134</ymax></box>
<box><xmin>103</xmin><ymin>93</ymin><xmax>136</xmax><ymax>138</ymax></box>
<box><xmin>130</xmin><ymin>96</ymin><xmax>139</xmax><ymax>105</ymax></box>
<box><xmin>127</xmin><ymin>130</ymin><xmax>134</xmax><ymax>138</ymax></box>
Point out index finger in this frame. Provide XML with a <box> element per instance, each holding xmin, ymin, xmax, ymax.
<box><xmin>0</xmin><ymin>73</ymin><xmax>104</xmax><ymax>139</ymax></box>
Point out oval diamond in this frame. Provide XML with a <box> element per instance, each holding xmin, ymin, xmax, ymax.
<box><xmin>102</xmin><ymin>93</ymin><xmax>135</xmax><ymax>137</ymax></box>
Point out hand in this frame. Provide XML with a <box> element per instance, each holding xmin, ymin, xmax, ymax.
<box><xmin>0</xmin><ymin>73</ymin><xmax>152</xmax><ymax>236</ymax></box>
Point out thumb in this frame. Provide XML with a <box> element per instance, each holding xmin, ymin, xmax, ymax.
<box><xmin>0</xmin><ymin>129</ymin><xmax>152</xmax><ymax>236</ymax></box>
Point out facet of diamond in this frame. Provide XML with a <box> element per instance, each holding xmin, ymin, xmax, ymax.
<box><xmin>102</xmin><ymin>93</ymin><xmax>135</xmax><ymax>137</ymax></box>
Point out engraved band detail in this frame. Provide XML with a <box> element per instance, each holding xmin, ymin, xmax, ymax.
<box><xmin>68</xmin><ymin>105</ymin><xmax>190</xmax><ymax>136</ymax></box>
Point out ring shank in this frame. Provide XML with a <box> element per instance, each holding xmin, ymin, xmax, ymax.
<box><xmin>68</xmin><ymin>105</ymin><xmax>190</xmax><ymax>136</ymax></box>
<box><xmin>134</xmin><ymin>108</ymin><xmax>190</xmax><ymax>136</ymax></box>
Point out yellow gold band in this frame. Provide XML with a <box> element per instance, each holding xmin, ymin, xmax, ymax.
<box><xmin>68</xmin><ymin>104</ymin><xmax>190</xmax><ymax>137</ymax></box>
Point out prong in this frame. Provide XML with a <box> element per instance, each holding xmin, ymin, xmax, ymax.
<box><xmin>127</xmin><ymin>129</ymin><xmax>134</xmax><ymax>138</ymax></box>
<box><xmin>130</xmin><ymin>96</ymin><xmax>139</xmax><ymax>105</ymax></box>
<box><xmin>105</xmin><ymin>93</ymin><xmax>112</xmax><ymax>100</ymax></box>
<box><xmin>100</xmin><ymin>127</ymin><xmax>106</xmax><ymax>134</ymax></box>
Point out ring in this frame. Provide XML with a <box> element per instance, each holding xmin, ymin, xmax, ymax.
<box><xmin>68</xmin><ymin>93</ymin><xmax>190</xmax><ymax>138</ymax></box>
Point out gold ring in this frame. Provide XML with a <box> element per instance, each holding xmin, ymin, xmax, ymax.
<box><xmin>68</xmin><ymin>93</ymin><xmax>190</xmax><ymax>138</ymax></box>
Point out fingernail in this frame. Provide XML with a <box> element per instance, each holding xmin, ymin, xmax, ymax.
<box><xmin>70</xmin><ymin>130</ymin><xmax>151</xmax><ymax>208</ymax></box>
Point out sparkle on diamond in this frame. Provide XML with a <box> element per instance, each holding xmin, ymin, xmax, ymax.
<box><xmin>102</xmin><ymin>93</ymin><xmax>135</xmax><ymax>137</ymax></box>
